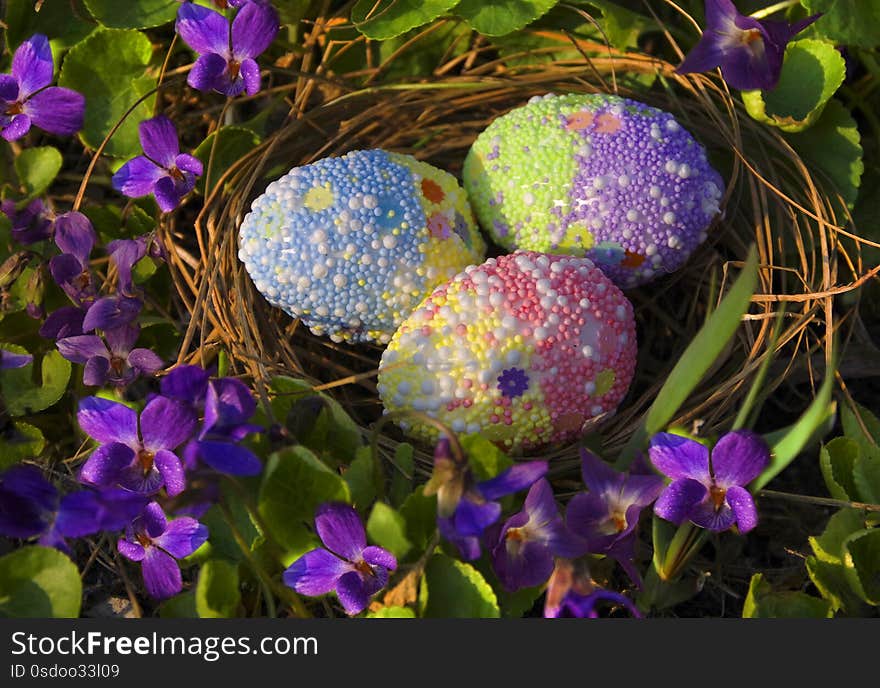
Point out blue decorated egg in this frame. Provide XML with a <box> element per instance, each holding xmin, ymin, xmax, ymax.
<box><xmin>238</xmin><ymin>149</ymin><xmax>486</xmax><ymax>343</ymax></box>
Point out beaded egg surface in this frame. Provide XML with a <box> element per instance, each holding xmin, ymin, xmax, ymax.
<box><xmin>463</xmin><ymin>93</ymin><xmax>724</xmax><ymax>288</ymax></box>
<box><xmin>377</xmin><ymin>251</ymin><xmax>637</xmax><ymax>452</ymax></box>
<box><xmin>238</xmin><ymin>149</ymin><xmax>486</xmax><ymax>344</ymax></box>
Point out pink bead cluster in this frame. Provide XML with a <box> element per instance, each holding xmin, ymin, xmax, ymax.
<box><xmin>378</xmin><ymin>251</ymin><xmax>637</xmax><ymax>452</ymax></box>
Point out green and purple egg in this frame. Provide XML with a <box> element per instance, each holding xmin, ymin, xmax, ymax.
<box><xmin>463</xmin><ymin>93</ymin><xmax>724</xmax><ymax>288</ymax></box>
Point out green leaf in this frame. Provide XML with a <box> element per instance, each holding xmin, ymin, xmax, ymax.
<box><xmin>0</xmin><ymin>421</ymin><xmax>46</xmax><ymax>469</ymax></box>
<box><xmin>802</xmin><ymin>0</ymin><xmax>880</xmax><ymax>49</ymax></box>
<box><xmin>58</xmin><ymin>28</ymin><xmax>156</xmax><ymax>159</ymax></box>
<box><xmin>14</xmin><ymin>147</ymin><xmax>62</xmax><ymax>202</ymax></box>
<box><xmin>4</xmin><ymin>0</ymin><xmax>94</xmax><ymax>50</ymax></box>
<box><xmin>344</xmin><ymin>447</ymin><xmax>379</xmax><ymax>513</ymax></box>
<box><xmin>399</xmin><ymin>486</ymin><xmax>437</xmax><ymax>551</ymax></box>
<box><xmin>0</xmin><ymin>546</ymin><xmax>82</xmax><ymax>618</ymax></box>
<box><xmin>366</xmin><ymin>605</ymin><xmax>416</xmax><ymax>618</ymax></box>
<box><xmin>751</xmin><ymin>365</ymin><xmax>836</xmax><ymax>492</ymax></box>
<box><xmin>84</xmin><ymin>203</ymin><xmax>156</xmax><ymax>243</ymax></box>
<box><xmin>351</xmin><ymin>0</ymin><xmax>461</xmax><ymax>41</ymax></box>
<box><xmin>742</xmin><ymin>39</ymin><xmax>845</xmax><ymax>133</ymax></box>
<box><xmin>0</xmin><ymin>346</ymin><xmax>71</xmax><ymax>417</ymax></box>
<box><xmin>842</xmin><ymin>400</ymin><xmax>880</xmax><ymax>451</ymax></box>
<box><xmin>456</xmin><ymin>0</ymin><xmax>557</xmax><ymax>36</ymax></box>
<box><xmin>266</xmin><ymin>376</ymin><xmax>363</xmax><ymax>467</ymax></box>
<box><xmin>742</xmin><ymin>573</ymin><xmax>832</xmax><ymax>618</ymax></box>
<box><xmin>843</xmin><ymin>528</ymin><xmax>880</xmax><ymax>605</ymax></box>
<box><xmin>257</xmin><ymin>445</ymin><xmax>350</xmax><ymax>556</ymax></box>
<box><xmin>809</xmin><ymin>508</ymin><xmax>866</xmax><ymax>564</ymax></box>
<box><xmin>841</xmin><ymin>401</ymin><xmax>880</xmax><ymax>502</ymax></box>
<box><xmin>199</xmin><ymin>488</ymin><xmax>262</xmax><ymax>563</ymax></box>
<box><xmin>819</xmin><ymin>437</ymin><xmax>860</xmax><ymax>502</ymax></box>
<box><xmin>85</xmin><ymin>0</ymin><xmax>180</xmax><ymax>29</ymax></box>
<box><xmin>806</xmin><ymin>555</ymin><xmax>867</xmax><ymax>614</ymax></box>
<box><xmin>366</xmin><ymin>502</ymin><xmax>412</xmax><ymax>559</ymax></box>
<box><xmin>193</xmin><ymin>126</ymin><xmax>259</xmax><ymax>195</ymax></box>
<box><xmin>618</xmin><ymin>245</ymin><xmax>758</xmax><ymax>468</ymax></box>
<box><xmin>419</xmin><ymin>553</ymin><xmax>500</xmax><ymax>617</ymax></box>
<box><xmin>159</xmin><ymin>591</ymin><xmax>198</xmax><ymax>618</ymax></box>
<box><xmin>461</xmin><ymin>433</ymin><xmax>512</xmax><ymax>481</ymax></box>
<box><xmin>195</xmin><ymin>559</ymin><xmax>241</xmax><ymax>618</ymax></box>
<box><xmin>785</xmin><ymin>99</ymin><xmax>863</xmax><ymax>208</ymax></box>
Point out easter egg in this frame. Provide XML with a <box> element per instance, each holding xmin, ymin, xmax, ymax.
<box><xmin>238</xmin><ymin>149</ymin><xmax>486</xmax><ymax>344</ymax></box>
<box><xmin>377</xmin><ymin>251</ymin><xmax>637</xmax><ymax>452</ymax></box>
<box><xmin>463</xmin><ymin>93</ymin><xmax>724</xmax><ymax>288</ymax></box>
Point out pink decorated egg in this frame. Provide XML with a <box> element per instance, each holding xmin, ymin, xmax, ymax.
<box><xmin>377</xmin><ymin>251</ymin><xmax>637</xmax><ymax>452</ymax></box>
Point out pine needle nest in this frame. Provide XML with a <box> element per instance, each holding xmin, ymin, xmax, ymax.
<box><xmin>162</xmin><ymin>18</ymin><xmax>868</xmax><ymax>478</ymax></box>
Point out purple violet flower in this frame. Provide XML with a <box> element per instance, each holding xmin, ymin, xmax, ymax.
<box><xmin>0</xmin><ymin>347</ymin><xmax>32</xmax><ymax>369</ymax></box>
<box><xmin>1</xmin><ymin>198</ymin><xmax>53</xmax><ymax>245</ymax></box>
<box><xmin>107</xmin><ymin>237</ymin><xmax>149</xmax><ymax>297</ymax></box>
<box><xmin>566</xmin><ymin>449</ymin><xmax>664</xmax><ymax>586</ymax></box>
<box><xmin>160</xmin><ymin>364</ymin><xmax>212</xmax><ymax>405</ymax></box>
<box><xmin>82</xmin><ymin>295</ymin><xmax>143</xmax><ymax>333</ymax></box>
<box><xmin>39</xmin><ymin>305</ymin><xmax>86</xmax><ymax>339</ymax></box>
<box><xmin>182</xmin><ymin>377</ymin><xmax>262</xmax><ymax>476</ymax></box>
<box><xmin>57</xmin><ymin>323</ymin><xmax>163</xmax><ymax>387</ymax></box>
<box><xmin>176</xmin><ymin>1</ymin><xmax>279</xmax><ymax>97</ymax></box>
<box><xmin>0</xmin><ymin>34</ymin><xmax>85</xmax><ymax>141</ymax></box>
<box><xmin>491</xmin><ymin>479</ymin><xmax>587</xmax><ymax>592</ymax></box>
<box><xmin>118</xmin><ymin>501</ymin><xmax>208</xmax><ymax>600</ymax></box>
<box><xmin>543</xmin><ymin>558</ymin><xmax>641</xmax><ymax>618</ymax></box>
<box><xmin>112</xmin><ymin>116</ymin><xmax>203</xmax><ymax>213</ymax></box>
<box><xmin>0</xmin><ymin>464</ymin><xmax>148</xmax><ymax>552</ymax></box>
<box><xmin>48</xmin><ymin>211</ymin><xmax>98</xmax><ymax>308</ymax></box>
<box><xmin>676</xmin><ymin>0</ymin><xmax>821</xmax><ymax>91</ymax></box>
<box><xmin>649</xmin><ymin>431</ymin><xmax>770</xmax><ymax>533</ymax></box>
<box><xmin>425</xmin><ymin>437</ymin><xmax>547</xmax><ymax>560</ymax></box>
<box><xmin>283</xmin><ymin>502</ymin><xmax>397</xmax><ymax>616</ymax></box>
<box><xmin>77</xmin><ymin>395</ymin><xmax>197</xmax><ymax>497</ymax></box>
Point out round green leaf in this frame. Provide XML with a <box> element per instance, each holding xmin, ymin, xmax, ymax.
<box><xmin>785</xmin><ymin>99</ymin><xmax>863</xmax><ymax>208</ymax></box>
<box><xmin>14</xmin><ymin>147</ymin><xmax>62</xmax><ymax>202</ymax></box>
<box><xmin>0</xmin><ymin>421</ymin><xmax>47</xmax><ymax>470</ymax></box>
<box><xmin>419</xmin><ymin>553</ymin><xmax>500</xmax><ymax>618</ymax></box>
<box><xmin>195</xmin><ymin>559</ymin><xmax>241</xmax><ymax>618</ymax></box>
<box><xmin>58</xmin><ymin>29</ymin><xmax>157</xmax><ymax>158</ymax></box>
<box><xmin>802</xmin><ymin>0</ymin><xmax>880</xmax><ymax>49</ymax></box>
<box><xmin>455</xmin><ymin>0</ymin><xmax>556</xmax><ymax>36</ymax></box>
<box><xmin>742</xmin><ymin>39</ymin><xmax>845</xmax><ymax>133</ymax></box>
<box><xmin>257</xmin><ymin>445</ymin><xmax>351</xmax><ymax>557</ymax></box>
<box><xmin>4</xmin><ymin>0</ymin><xmax>94</xmax><ymax>50</ymax></box>
<box><xmin>85</xmin><ymin>0</ymin><xmax>180</xmax><ymax>29</ymax></box>
<box><xmin>352</xmin><ymin>0</ymin><xmax>462</xmax><ymax>40</ymax></box>
<box><xmin>843</xmin><ymin>528</ymin><xmax>880</xmax><ymax>605</ymax></box>
<box><xmin>819</xmin><ymin>437</ymin><xmax>860</xmax><ymax>502</ymax></box>
<box><xmin>0</xmin><ymin>546</ymin><xmax>82</xmax><ymax>618</ymax></box>
<box><xmin>366</xmin><ymin>502</ymin><xmax>412</xmax><ymax>559</ymax></box>
<box><xmin>0</xmin><ymin>345</ymin><xmax>71</xmax><ymax>417</ymax></box>
<box><xmin>742</xmin><ymin>573</ymin><xmax>832</xmax><ymax>618</ymax></box>
<box><xmin>367</xmin><ymin>606</ymin><xmax>416</xmax><ymax>618</ymax></box>
<box><xmin>193</xmin><ymin>126</ymin><xmax>259</xmax><ymax>195</ymax></box>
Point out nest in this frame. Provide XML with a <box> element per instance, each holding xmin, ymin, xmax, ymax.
<box><xmin>161</xmin><ymin>26</ymin><xmax>866</xmax><ymax>478</ymax></box>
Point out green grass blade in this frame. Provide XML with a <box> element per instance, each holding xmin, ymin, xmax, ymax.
<box><xmin>751</xmin><ymin>358</ymin><xmax>837</xmax><ymax>492</ymax></box>
<box><xmin>616</xmin><ymin>245</ymin><xmax>759</xmax><ymax>469</ymax></box>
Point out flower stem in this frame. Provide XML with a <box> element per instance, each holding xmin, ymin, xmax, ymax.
<box><xmin>758</xmin><ymin>489</ymin><xmax>880</xmax><ymax>512</ymax></box>
<box><xmin>750</xmin><ymin>0</ymin><xmax>799</xmax><ymax>20</ymax></box>
<box><xmin>217</xmin><ymin>501</ymin><xmax>311</xmax><ymax>618</ymax></box>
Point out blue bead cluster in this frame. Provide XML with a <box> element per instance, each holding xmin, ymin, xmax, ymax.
<box><xmin>238</xmin><ymin>149</ymin><xmax>484</xmax><ymax>343</ymax></box>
